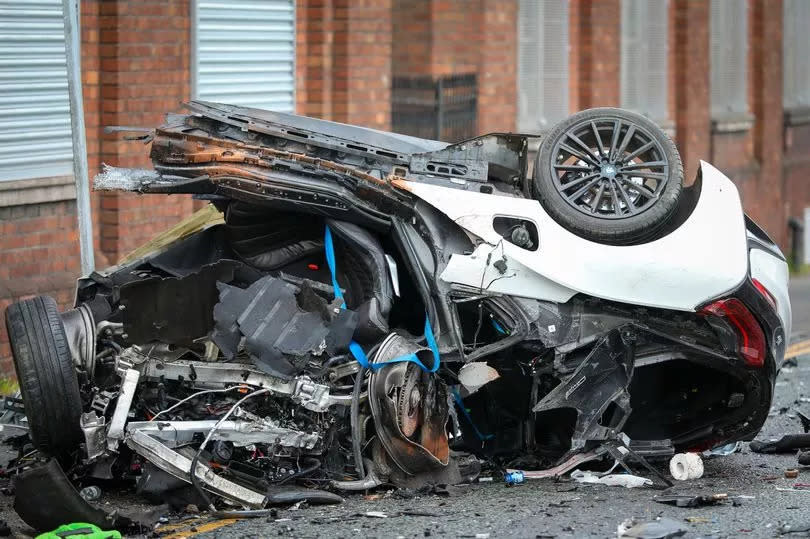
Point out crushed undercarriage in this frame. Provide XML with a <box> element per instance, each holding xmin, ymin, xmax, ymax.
<box><xmin>2</xmin><ymin>102</ymin><xmax>782</xmax><ymax>532</ymax></box>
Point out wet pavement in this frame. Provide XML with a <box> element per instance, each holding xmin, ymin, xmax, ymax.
<box><xmin>1</xmin><ymin>277</ymin><xmax>809</xmax><ymax>538</ymax></box>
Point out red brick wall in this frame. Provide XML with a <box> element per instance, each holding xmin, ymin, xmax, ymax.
<box><xmin>94</xmin><ymin>0</ymin><xmax>195</xmax><ymax>260</ymax></box>
<box><xmin>431</xmin><ymin>0</ymin><xmax>479</xmax><ymax>76</ymax></box>
<box><xmin>391</xmin><ymin>0</ymin><xmax>518</xmax><ymax>133</ymax></box>
<box><xmin>332</xmin><ymin>0</ymin><xmax>392</xmax><ymax>129</ymax></box>
<box><xmin>784</xmin><ymin>124</ymin><xmax>810</xmax><ymax>238</ymax></box>
<box><xmin>748</xmin><ymin>0</ymin><xmax>785</xmax><ymax>245</ymax></box>
<box><xmin>297</xmin><ymin>0</ymin><xmax>392</xmax><ymax>129</ymax></box>
<box><xmin>575</xmin><ymin>0</ymin><xmax>621</xmax><ymax>108</ymax></box>
<box><xmin>0</xmin><ymin>202</ymin><xmax>81</xmax><ymax>375</ymax></box>
<box><xmin>392</xmin><ymin>0</ymin><xmax>432</xmax><ymax>76</ymax></box>
<box><xmin>477</xmin><ymin>0</ymin><xmax>517</xmax><ymax>133</ymax></box>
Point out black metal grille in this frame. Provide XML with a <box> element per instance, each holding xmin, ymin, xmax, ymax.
<box><xmin>391</xmin><ymin>73</ymin><xmax>477</xmax><ymax>142</ymax></box>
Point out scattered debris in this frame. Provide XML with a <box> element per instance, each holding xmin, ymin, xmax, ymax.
<box><xmin>779</xmin><ymin>522</ymin><xmax>810</xmax><ymax>535</ymax></box>
<box><xmin>618</xmin><ymin>517</ymin><xmax>687</xmax><ymax>538</ymax></box>
<box><xmin>750</xmin><ymin>434</ymin><xmax>810</xmax><ymax>453</ymax></box>
<box><xmin>669</xmin><ymin>453</ymin><xmax>704</xmax><ymax>481</ymax></box>
<box><xmin>79</xmin><ymin>485</ymin><xmax>102</xmax><ymax>502</ymax></box>
<box><xmin>785</xmin><ymin>469</ymin><xmax>800</xmax><ymax>479</ymax></box>
<box><xmin>653</xmin><ymin>493</ymin><xmax>728</xmax><ymax>508</ymax></box>
<box><xmin>504</xmin><ymin>471</ymin><xmax>525</xmax><ymax>486</ymax></box>
<box><xmin>704</xmin><ymin>441</ymin><xmax>741</xmax><ymax>457</ymax></box>
<box><xmin>571</xmin><ymin>469</ymin><xmax>652</xmax><ymax>488</ymax></box>
<box><xmin>457</xmin><ymin>362</ymin><xmax>500</xmax><ymax>396</ymax></box>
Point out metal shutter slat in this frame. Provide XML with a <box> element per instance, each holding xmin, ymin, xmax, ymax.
<box><xmin>193</xmin><ymin>0</ymin><xmax>295</xmax><ymax>113</ymax></box>
<box><xmin>517</xmin><ymin>0</ymin><xmax>569</xmax><ymax>132</ymax></box>
<box><xmin>621</xmin><ymin>0</ymin><xmax>668</xmax><ymax>120</ymax></box>
<box><xmin>784</xmin><ymin>0</ymin><xmax>810</xmax><ymax>108</ymax></box>
<box><xmin>0</xmin><ymin>0</ymin><xmax>72</xmax><ymax>181</ymax></box>
<box><xmin>710</xmin><ymin>0</ymin><xmax>747</xmax><ymax>117</ymax></box>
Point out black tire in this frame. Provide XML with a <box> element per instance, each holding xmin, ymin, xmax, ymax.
<box><xmin>533</xmin><ymin>107</ymin><xmax>683</xmax><ymax>245</ymax></box>
<box><xmin>5</xmin><ymin>296</ymin><xmax>83</xmax><ymax>462</ymax></box>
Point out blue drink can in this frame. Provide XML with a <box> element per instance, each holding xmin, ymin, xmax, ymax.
<box><xmin>504</xmin><ymin>471</ymin><xmax>525</xmax><ymax>485</ymax></box>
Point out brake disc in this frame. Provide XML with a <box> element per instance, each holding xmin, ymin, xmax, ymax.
<box><xmin>368</xmin><ymin>334</ymin><xmax>450</xmax><ymax>475</ymax></box>
<box><xmin>397</xmin><ymin>363</ymin><xmax>423</xmax><ymax>438</ymax></box>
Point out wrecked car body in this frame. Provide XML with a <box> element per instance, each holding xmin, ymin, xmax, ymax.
<box><xmin>3</xmin><ymin>102</ymin><xmax>791</xmax><ymax>529</ymax></box>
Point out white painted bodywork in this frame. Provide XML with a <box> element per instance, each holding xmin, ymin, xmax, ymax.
<box><xmin>749</xmin><ymin>247</ymin><xmax>792</xmax><ymax>338</ymax></box>
<box><xmin>401</xmin><ymin>161</ymin><xmax>750</xmax><ymax>312</ymax></box>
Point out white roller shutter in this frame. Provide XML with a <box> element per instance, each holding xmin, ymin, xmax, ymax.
<box><xmin>193</xmin><ymin>0</ymin><xmax>296</xmax><ymax>112</ymax></box>
<box><xmin>710</xmin><ymin>0</ymin><xmax>748</xmax><ymax>118</ymax></box>
<box><xmin>621</xmin><ymin>0</ymin><xmax>668</xmax><ymax>121</ymax></box>
<box><xmin>784</xmin><ymin>0</ymin><xmax>810</xmax><ymax>109</ymax></box>
<box><xmin>517</xmin><ymin>0</ymin><xmax>569</xmax><ymax>133</ymax></box>
<box><xmin>0</xmin><ymin>0</ymin><xmax>73</xmax><ymax>182</ymax></box>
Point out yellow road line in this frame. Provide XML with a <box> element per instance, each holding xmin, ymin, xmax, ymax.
<box><xmin>786</xmin><ymin>338</ymin><xmax>810</xmax><ymax>359</ymax></box>
<box><xmin>158</xmin><ymin>518</ymin><xmax>240</xmax><ymax>538</ymax></box>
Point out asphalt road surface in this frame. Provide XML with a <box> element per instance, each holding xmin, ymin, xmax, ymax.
<box><xmin>2</xmin><ymin>277</ymin><xmax>809</xmax><ymax>538</ymax></box>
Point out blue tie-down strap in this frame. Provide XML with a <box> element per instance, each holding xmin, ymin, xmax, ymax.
<box><xmin>451</xmin><ymin>387</ymin><xmax>494</xmax><ymax>441</ymax></box>
<box><xmin>324</xmin><ymin>224</ymin><xmax>440</xmax><ymax>373</ymax></box>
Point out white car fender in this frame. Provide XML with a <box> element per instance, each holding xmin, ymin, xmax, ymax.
<box><xmin>395</xmin><ymin>161</ymin><xmax>748</xmax><ymax>311</ymax></box>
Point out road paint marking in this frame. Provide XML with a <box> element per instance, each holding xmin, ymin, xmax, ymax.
<box><xmin>158</xmin><ymin>518</ymin><xmax>240</xmax><ymax>538</ymax></box>
<box><xmin>786</xmin><ymin>338</ymin><xmax>810</xmax><ymax>359</ymax></box>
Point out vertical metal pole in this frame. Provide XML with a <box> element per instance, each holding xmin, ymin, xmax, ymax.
<box><xmin>62</xmin><ymin>0</ymin><xmax>95</xmax><ymax>275</ymax></box>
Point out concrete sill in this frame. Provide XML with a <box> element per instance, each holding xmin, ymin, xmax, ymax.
<box><xmin>785</xmin><ymin>107</ymin><xmax>810</xmax><ymax>127</ymax></box>
<box><xmin>711</xmin><ymin>112</ymin><xmax>755</xmax><ymax>134</ymax></box>
<box><xmin>0</xmin><ymin>176</ymin><xmax>76</xmax><ymax>208</ymax></box>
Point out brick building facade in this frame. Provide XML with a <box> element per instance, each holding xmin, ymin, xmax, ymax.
<box><xmin>0</xmin><ymin>0</ymin><xmax>808</xmax><ymax>376</ymax></box>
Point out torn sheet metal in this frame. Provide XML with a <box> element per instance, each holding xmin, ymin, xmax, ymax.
<box><xmin>93</xmin><ymin>164</ymin><xmax>161</xmax><ymax>192</ymax></box>
<box><xmin>533</xmin><ymin>328</ymin><xmax>635</xmax><ymax>454</ymax></box>
<box><xmin>119</xmin><ymin>261</ymin><xmax>241</xmax><ymax>346</ymax></box>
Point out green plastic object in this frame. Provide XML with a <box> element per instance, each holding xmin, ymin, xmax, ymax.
<box><xmin>36</xmin><ymin>522</ymin><xmax>122</xmax><ymax>539</ymax></box>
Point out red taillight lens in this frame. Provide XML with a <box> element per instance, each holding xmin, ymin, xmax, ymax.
<box><xmin>700</xmin><ymin>298</ymin><xmax>766</xmax><ymax>368</ymax></box>
<box><xmin>751</xmin><ymin>278</ymin><xmax>777</xmax><ymax>311</ymax></box>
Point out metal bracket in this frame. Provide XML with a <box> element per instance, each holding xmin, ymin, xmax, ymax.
<box><xmin>116</xmin><ymin>348</ymin><xmax>350</xmax><ymax>412</ymax></box>
<box><xmin>125</xmin><ymin>419</ymin><xmax>320</xmax><ymax>450</ymax></box>
<box><xmin>126</xmin><ymin>429</ymin><xmax>266</xmax><ymax>508</ymax></box>
<box><xmin>106</xmin><ymin>368</ymin><xmax>140</xmax><ymax>451</ymax></box>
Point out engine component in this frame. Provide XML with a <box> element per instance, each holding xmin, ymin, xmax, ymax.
<box><xmin>116</xmin><ymin>348</ymin><xmax>349</xmax><ymax>412</ymax></box>
<box><xmin>126</xmin><ymin>420</ymin><xmax>320</xmax><ymax>450</ymax></box>
<box><xmin>125</xmin><ymin>429</ymin><xmax>266</xmax><ymax>508</ymax></box>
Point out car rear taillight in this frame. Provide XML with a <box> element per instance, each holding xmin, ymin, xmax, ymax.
<box><xmin>751</xmin><ymin>278</ymin><xmax>777</xmax><ymax>311</ymax></box>
<box><xmin>700</xmin><ymin>298</ymin><xmax>766</xmax><ymax>368</ymax></box>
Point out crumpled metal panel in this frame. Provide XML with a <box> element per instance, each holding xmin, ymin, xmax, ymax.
<box><xmin>212</xmin><ymin>275</ymin><xmax>358</xmax><ymax>379</ymax></box>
